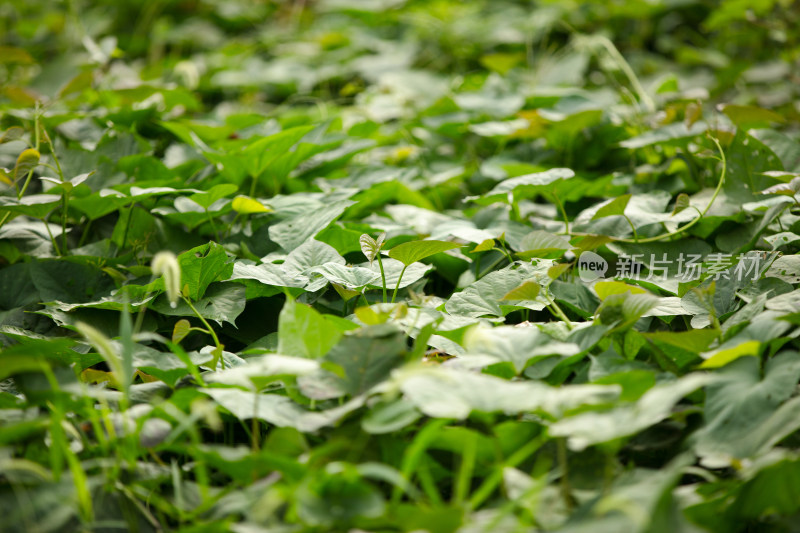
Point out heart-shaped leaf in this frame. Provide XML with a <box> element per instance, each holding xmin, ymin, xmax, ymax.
<box><xmin>387</xmin><ymin>240</ymin><xmax>460</xmax><ymax>267</ymax></box>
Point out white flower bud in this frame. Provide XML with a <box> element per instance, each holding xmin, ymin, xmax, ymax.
<box><xmin>152</xmin><ymin>251</ymin><xmax>181</xmax><ymax>308</ymax></box>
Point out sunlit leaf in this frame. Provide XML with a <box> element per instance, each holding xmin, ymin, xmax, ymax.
<box><xmin>14</xmin><ymin>148</ymin><xmax>39</xmax><ymax>182</ymax></box>
<box><xmin>388</xmin><ymin>240</ymin><xmax>460</xmax><ymax>267</ymax></box>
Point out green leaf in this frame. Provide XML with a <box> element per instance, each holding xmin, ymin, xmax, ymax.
<box><xmin>14</xmin><ymin>148</ymin><xmax>39</xmax><ymax>182</ymax></box>
<box><xmin>359</xmin><ymin>233</ymin><xmax>385</xmax><ymax>265</ymax></box>
<box><xmin>387</xmin><ymin>239</ymin><xmax>460</xmax><ymax>267</ymax></box>
<box><xmin>719</xmin><ymin>104</ymin><xmax>785</xmax><ymax>128</ymax></box>
<box><xmin>240</xmin><ymin>126</ymin><xmax>316</xmax><ymax>177</ymax></box>
<box><xmin>189</xmin><ymin>184</ymin><xmax>238</xmax><ymax>208</ymax></box>
<box><xmin>30</xmin><ymin>260</ymin><xmax>116</xmax><ymax>304</ymax></box>
<box><xmin>151</xmin><ymin>283</ymin><xmax>246</xmax><ymax>326</ymax></box>
<box><xmin>463</xmin><ymin>324</ymin><xmax>579</xmax><ymax>373</ymax></box>
<box><xmin>269</xmin><ymin>199</ymin><xmax>355</xmax><ymax>251</ymax></box>
<box><xmin>0</xmin><ymin>344</ymin><xmax>51</xmax><ymax>380</ymax></box>
<box><xmin>472</xmin><ymin>238</ymin><xmax>495</xmax><ymax>252</ymax></box>
<box><xmin>361</xmin><ymin>399</ymin><xmax>421</xmax><ymax>434</ymax></box>
<box><xmin>397</xmin><ymin>366</ymin><xmax>619</xmax><ymax>420</ymax></box>
<box><xmin>172</xmin><ymin>319</ymin><xmax>191</xmax><ymax>344</ymax></box>
<box><xmin>596</xmin><ymin>292</ymin><xmax>659</xmax><ymax>329</ymax></box>
<box><xmin>516</xmin><ymin>231</ymin><xmax>571</xmax><ymax>259</ymax></box>
<box><xmin>278</xmin><ymin>298</ymin><xmax>344</xmax><ymax>359</ymax></box>
<box><xmin>0</xmin><ymin>194</ymin><xmax>62</xmax><ymax>218</ymax></box>
<box><xmin>733</xmin><ymin>458</ymin><xmax>800</xmax><ymax>519</ymax></box>
<box><xmin>446</xmin><ymin>263</ymin><xmax>549</xmax><ymax>318</ymax></box>
<box><xmin>501</xmin><ymin>280</ymin><xmax>541</xmax><ymax>301</ymax></box>
<box><xmin>310</xmin><ymin>263</ymin><xmax>379</xmax><ymax>290</ymax></box>
<box><xmin>283</xmin><ymin>239</ymin><xmax>345</xmax><ymax>278</ymax></box>
<box><xmin>204</xmin><ymin>355</ymin><xmax>320</xmax><ymax>389</ymax></box>
<box><xmin>619</xmin><ymin>121</ymin><xmax>708</xmax><ymax>149</ymax></box>
<box><xmin>476</xmin><ymin>168</ymin><xmax>576</xmax><ymax>204</ymax></box>
<box><xmin>594</xmin><ymin>280</ymin><xmax>647</xmax><ymax>300</ymax></box>
<box><xmin>296</xmin><ymin>463</ymin><xmax>385</xmax><ymax>526</ymax></box>
<box><xmin>671</xmin><ymin>193</ymin><xmax>691</xmax><ymax>215</ymax></box>
<box><xmin>0</xmin><ymin>126</ymin><xmax>25</xmax><ymax>144</ymax></box>
<box><xmin>177</xmin><ymin>242</ymin><xmax>233</xmax><ymax>301</ymax></box>
<box><xmin>642</xmin><ymin>329</ymin><xmax>718</xmax><ymax>368</ymax></box>
<box><xmin>366</xmin><ymin>258</ymin><xmax>431</xmax><ymax>290</ymax></box>
<box><xmin>691</xmin><ymin>352</ymin><xmax>800</xmax><ymax>465</ymax></box>
<box><xmin>592</xmin><ymin>194</ymin><xmax>631</xmax><ymax>219</ymax></box>
<box><xmin>332</xmin><ymin>283</ymin><xmax>362</xmax><ymax>302</ymax></box>
<box><xmin>323</xmin><ymin>324</ymin><xmax>406</xmax><ymax>395</ymax></box>
<box><xmin>200</xmin><ymin>387</ymin><xmax>363</xmax><ymax>432</ymax></box>
<box><xmin>699</xmin><ymin>340</ymin><xmax>761</xmax><ymax>369</ymax></box>
<box><xmin>550</xmin><ymin>374</ymin><xmax>714</xmax><ymax>450</ymax></box>
<box><xmin>231</xmin><ymin>195</ymin><xmax>271</xmax><ymax>214</ymax></box>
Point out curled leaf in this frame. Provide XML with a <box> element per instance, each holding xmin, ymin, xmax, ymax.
<box><xmin>172</xmin><ymin>319</ymin><xmax>191</xmax><ymax>344</ymax></box>
<box><xmin>360</xmin><ymin>233</ymin><xmax>385</xmax><ymax>266</ymax></box>
<box><xmin>672</xmin><ymin>193</ymin><xmax>691</xmax><ymax>214</ymax></box>
<box><xmin>14</xmin><ymin>148</ymin><xmax>39</xmax><ymax>182</ymax></box>
<box><xmin>232</xmin><ymin>195</ymin><xmax>271</xmax><ymax>214</ymax></box>
<box><xmin>0</xmin><ymin>126</ymin><xmax>25</xmax><ymax>144</ymax></box>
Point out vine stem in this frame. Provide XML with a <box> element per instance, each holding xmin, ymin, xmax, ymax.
<box><xmin>376</xmin><ymin>253</ymin><xmax>388</xmax><ymax>303</ymax></box>
<box><xmin>571</xmin><ymin>136</ymin><xmax>727</xmax><ymax>244</ymax></box>
<box><xmin>391</xmin><ymin>265</ymin><xmax>408</xmax><ymax>303</ymax></box>
<box><xmin>477</xmin><ymin>253</ymin><xmax>508</xmax><ymax>280</ymax></box>
<box><xmin>183</xmin><ymin>297</ymin><xmax>224</xmax><ymax>369</ymax></box>
<box><xmin>546</xmin><ymin>294</ymin><xmax>574</xmax><ymax>330</ymax></box>
<box><xmin>557</xmin><ymin>438</ymin><xmax>575</xmax><ymax>511</ymax></box>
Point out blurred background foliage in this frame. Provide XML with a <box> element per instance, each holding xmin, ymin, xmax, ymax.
<box><xmin>2</xmin><ymin>0</ymin><xmax>798</xmax><ymax>109</ymax></box>
<box><xmin>2</xmin><ymin>2</ymin><xmax>800</xmax><ymax>532</ymax></box>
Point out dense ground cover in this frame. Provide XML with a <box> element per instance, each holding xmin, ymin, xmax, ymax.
<box><xmin>2</xmin><ymin>0</ymin><xmax>800</xmax><ymax>531</ymax></box>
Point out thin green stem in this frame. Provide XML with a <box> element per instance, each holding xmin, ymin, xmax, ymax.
<box><xmin>77</xmin><ymin>218</ymin><xmax>92</xmax><ymax>248</ymax></box>
<box><xmin>249</xmin><ymin>174</ymin><xmax>258</xmax><ymax>198</ymax></box>
<box><xmin>511</xmin><ymin>200</ymin><xmax>523</xmax><ymax>222</ymax></box>
<box><xmin>204</xmin><ymin>208</ymin><xmax>221</xmax><ymax>242</ymax></box>
<box><xmin>392</xmin><ymin>418</ymin><xmax>447</xmax><ymax>504</ymax></box>
<box><xmin>550</xmin><ymin>192</ymin><xmax>570</xmax><ymax>235</ymax></box>
<box><xmin>546</xmin><ymin>293</ymin><xmax>574</xmax><ymax>330</ymax></box>
<box><xmin>39</xmin><ymin>162</ymin><xmax>60</xmax><ymax>174</ymax></box>
<box><xmin>376</xmin><ymin>253</ymin><xmax>388</xmax><ymax>303</ymax></box>
<box><xmin>495</xmin><ymin>240</ymin><xmax>514</xmax><ymax>263</ymax></box>
<box><xmin>251</xmin><ymin>392</ymin><xmax>260</xmax><ymax>453</ymax></box>
<box><xmin>595</xmin><ymin>35</ymin><xmax>655</xmax><ymax>114</ymax></box>
<box><xmin>468</xmin><ymin>433</ymin><xmax>548</xmax><ymax>509</ymax></box>
<box><xmin>224</xmin><ymin>212</ymin><xmax>241</xmax><ymax>240</ymax></box>
<box><xmin>572</xmin><ymin>137</ymin><xmax>727</xmax><ymax>244</ymax></box>
<box><xmin>391</xmin><ymin>265</ymin><xmax>408</xmax><ymax>303</ymax></box>
<box><xmin>557</xmin><ymin>438</ymin><xmax>575</xmax><ymax>511</ymax></box>
<box><xmin>183</xmin><ymin>297</ymin><xmax>224</xmax><ymax>368</ymax></box>
<box><xmin>61</xmin><ymin>193</ymin><xmax>69</xmax><ymax>255</ymax></box>
<box><xmin>43</xmin><ymin>209</ymin><xmax>62</xmax><ymax>256</ymax></box>
<box><xmin>623</xmin><ymin>214</ymin><xmax>638</xmax><ymax>242</ymax></box>
<box><xmin>478</xmin><ymin>253</ymin><xmax>508</xmax><ymax>280</ymax></box>
<box><xmin>453</xmin><ymin>433</ymin><xmax>477</xmax><ymax>505</ymax></box>
<box><xmin>120</xmin><ymin>203</ymin><xmax>136</xmax><ymax>252</ymax></box>
<box><xmin>48</xmin><ymin>141</ymin><xmax>65</xmax><ymax>182</ymax></box>
<box><xmin>416</xmin><ymin>458</ymin><xmax>442</xmax><ymax>505</ymax></box>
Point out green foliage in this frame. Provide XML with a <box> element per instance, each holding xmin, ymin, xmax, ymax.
<box><xmin>1</xmin><ymin>0</ymin><xmax>800</xmax><ymax>531</ymax></box>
